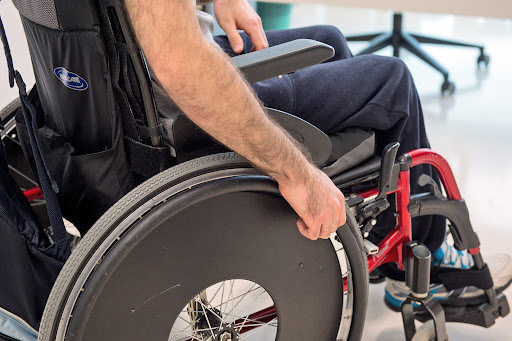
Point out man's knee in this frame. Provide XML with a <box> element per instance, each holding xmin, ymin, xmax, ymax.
<box><xmin>311</xmin><ymin>25</ymin><xmax>343</xmax><ymax>39</ymax></box>
<box><xmin>308</xmin><ymin>25</ymin><xmax>351</xmax><ymax>60</ymax></box>
<box><xmin>368</xmin><ymin>55</ymin><xmax>414</xmax><ymax>88</ymax></box>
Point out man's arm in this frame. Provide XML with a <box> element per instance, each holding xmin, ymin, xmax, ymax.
<box><xmin>124</xmin><ymin>0</ymin><xmax>346</xmax><ymax>240</ymax></box>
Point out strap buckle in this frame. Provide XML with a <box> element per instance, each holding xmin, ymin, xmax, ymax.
<box><xmin>14</xmin><ymin>70</ymin><xmax>27</xmax><ymax>96</ymax></box>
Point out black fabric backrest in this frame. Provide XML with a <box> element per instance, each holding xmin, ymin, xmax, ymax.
<box><xmin>11</xmin><ymin>0</ymin><xmax>134</xmax><ymax>233</ymax></box>
<box><xmin>11</xmin><ymin>0</ymin><xmax>172</xmax><ymax>233</ymax></box>
<box><xmin>14</xmin><ymin>0</ymin><xmax>115</xmax><ymax>154</ymax></box>
<box><xmin>12</xmin><ymin>0</ymin><xmax>98</xmax><ymax>30</ymax></box>
<box><xmin>11</xmin><ymin>0</ymin><xmax>59</xmax><ymax>29</ymax></box>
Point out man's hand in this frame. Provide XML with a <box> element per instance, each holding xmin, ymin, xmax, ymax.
<box><xmin>214</xmin><ymin>0</ymin><xmax>269</xmax><ymax>53</ymax></box>
<box><xmin>279</xmin><ymin>164</ymin><xmax>346</xmax><ymax>240</ymax></box>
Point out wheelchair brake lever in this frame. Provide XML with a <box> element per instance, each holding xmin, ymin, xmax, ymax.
<box><xmin>376</xmin><ymin>142</ymin><xmax>400</xmax><ymax>200</ymax></box>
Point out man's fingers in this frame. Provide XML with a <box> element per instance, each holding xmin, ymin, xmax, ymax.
<box><xmin>318</xmin><ymin>229</ymin><xmax>332</xmax><ymax>239</ymax></box>
<box><xmin>297</xmin><ymin>219</ymin><xmax>311</xmax><ymax>239</ymax></box>
<box><xmin>225</xmin><ymin>27</ymin><xmax>244</xmax><ymax>54</ymax></box>
<box><xmin>251</xmin><ymin>26</ymin><xmax>268</xmax><ymax>51</ymax></box>
<box><xmin>297</xmin><ymin>219</ymin><xmax>320</xmax><ymax>240</ymax></box>
<box><xmin>338</xmin><ymin>196</ymin><xmax>347</xmax><ymax>227</ymax></box>
<box><xmin>257</xmin><ymin>17</ymin><xmax>269</xmax><ymax>49</ymax></box>
<box><xmin>243</xmin><ymin>16</ymin><xmax>268</xmax><ymax>51</ymax></box>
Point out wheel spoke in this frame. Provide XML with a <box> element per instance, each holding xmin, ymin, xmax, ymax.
<box><xmin>195</xmin><ymin>297</ymin><xmax>223</xmax><ymax>321</ymax></box>
<box><xmin>199</xmin><ymin>297</ymin><xmax>215</xmax><ymax>336</ymax></box>
<box><xmin>169</xmin><ymin>280</ymin><xmax>279</xmax><ymax>341</ymax></box>
<box><xmin>169</xmin><ymin>315</ymin><xmax>201</xmax><ymax>340</ymax></box>
<box><xmin>237</xmin><ymin>289</ymin><xmax>266</xmax><ymax>331</ymax></box>
<box><xmin>211</xmin><ymin>285</ymin><xmax>261</xmax><ymax>311</ymax></box>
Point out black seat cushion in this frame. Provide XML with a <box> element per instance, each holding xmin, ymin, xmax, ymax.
<box><xmin>322</xmin><ymin>128</ymin><xmax>375</xmax><ymax>178</ymax></box>
<box><xmin>168</xmin><ymin>106</ymin><xmax>374</xmax><ymax>178</ymax></box>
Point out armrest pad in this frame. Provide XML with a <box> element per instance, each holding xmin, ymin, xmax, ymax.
<box><xmin>232</xmin><ymin>39</ymin><xmax>334</xmax><ymax>83</ymax></box>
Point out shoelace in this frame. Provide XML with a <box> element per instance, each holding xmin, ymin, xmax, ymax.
<box><xmin>434</xmin><ymin>241</ymin><xmax>474</xmax><ymax>268</ymax></box>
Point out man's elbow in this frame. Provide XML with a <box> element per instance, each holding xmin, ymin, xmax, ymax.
<box><xmin>149</xmin><ymin>38</ymin><xmax>211</xmax><ymax>86</ymax></box>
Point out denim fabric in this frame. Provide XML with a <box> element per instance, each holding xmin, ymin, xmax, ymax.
<box><xmin>215</xmin><ymin>26</ymin><xmax>446</xmax><ymax>278</ymax></box>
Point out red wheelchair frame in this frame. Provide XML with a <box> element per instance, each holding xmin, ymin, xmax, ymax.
<box><xmin>363</xmin><ymin>148</ymin><xmax>480</xmax><ymax>273</ymax></box>
<box><xmin>21</xmin><ymin>147</ymin><xmax>506</xmax><ymax>339</ymax></box>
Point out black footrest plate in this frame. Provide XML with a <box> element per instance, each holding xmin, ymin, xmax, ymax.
<box><xmin>414</xmin><ymin>293</ymin><xmax>509</xmax><ymax>328</ymax></box>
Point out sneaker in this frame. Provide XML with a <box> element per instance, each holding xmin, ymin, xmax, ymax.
<box><xmin>431</xmin><ymin>240</ymin><xmax>473</xmax><ymax>269</ymax></box>
<box><xmin>384</xmin><ymin>243</ymin><xmax>512</xmax><ymax>311</ymax></box>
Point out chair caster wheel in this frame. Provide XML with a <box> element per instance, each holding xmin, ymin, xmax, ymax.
<box><xmin>477</xmin><ymin>53</ymin><xmax>490</xmax><ymax>68</ymax></box>
<box><xmin>441</xmin><ymin>81</ymin><xmax>455</xmax><ymax>95</ymax></box>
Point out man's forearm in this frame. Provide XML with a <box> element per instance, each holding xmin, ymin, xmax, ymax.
<box><xmin>126</xmin><ymin>0</ymin><xmax>313</xmax><ymax>186</ymax></box>
<box><xmin>125</xmin><ymin>0</ymin><xmax>346</xmax><ymax>241</ymax></box>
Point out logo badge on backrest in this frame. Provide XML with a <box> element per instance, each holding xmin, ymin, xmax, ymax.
<box><xmin>54</xmin><ymin>67</ymin><xmax>88</xmax><ymax>91</ymax></box>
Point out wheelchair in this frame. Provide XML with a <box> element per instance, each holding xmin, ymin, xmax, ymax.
<box><xmin>0</xmin><ymin>1</ymin><xmax>509</xmax><ymax>340</ymax></box>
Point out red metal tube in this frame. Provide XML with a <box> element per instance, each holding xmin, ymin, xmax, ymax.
<box><xmin>408</xmin><ymin>149</ymin><xmax>462</xmax><ymax>200</ymax></box>
<box><xmin>23</xmin><ymin>187</ymin><xmax>44</xmax><ymax>202</ymax></box>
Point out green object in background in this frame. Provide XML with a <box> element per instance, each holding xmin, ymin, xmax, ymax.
<box><xmin>257</xmin><ymin>2</ymin><xmax>293</xmax><ymax>31</ymax></box>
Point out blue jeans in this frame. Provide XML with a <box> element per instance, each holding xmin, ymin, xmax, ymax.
<box><xmin>214</xmin><ymin>26</ymin><xmax>446</xmax><ymax>279</ymax></box>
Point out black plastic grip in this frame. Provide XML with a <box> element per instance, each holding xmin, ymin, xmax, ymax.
<box><xmin>404</xmin><ymin>242</ymin><xmax>431</xmax><ymax>297</ymax></box>
<box><xmin>232</xmin><ymin>39</ymin><xmax>335</xmax><ymax>83</ymax></box>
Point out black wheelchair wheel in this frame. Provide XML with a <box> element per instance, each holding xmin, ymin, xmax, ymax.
<box><xmin>38</xmin><ymin>153</ymin><xmax>368</xmax><ymax>341</ymax></box>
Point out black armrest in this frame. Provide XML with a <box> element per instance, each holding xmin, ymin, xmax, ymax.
<box><xmin>231</xmin><ymin>39</ymin><xmax>334</xmax><ymax>83</ymax></box>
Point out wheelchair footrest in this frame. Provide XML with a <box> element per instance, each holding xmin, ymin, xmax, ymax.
<box><xmin>414</xmin><ymin>292</ymin><xmax>510</xmax><ymax>328</ymax></box>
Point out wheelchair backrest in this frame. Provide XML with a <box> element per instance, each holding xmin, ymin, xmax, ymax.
<box><xmin>11</xmin><ymin>0</ymin><xmax>172</xmax><ymax>233</ymax></box>
<box><xmin>14</xmin><ymin>0</ymin><xmax>115</xmax><ymax>153</ymax></box>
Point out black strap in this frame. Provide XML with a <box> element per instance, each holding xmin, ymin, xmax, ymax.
<box><xmin>0</xmin><ymin>14</ymin><xmax>70</xmax><ymax>257</ymax></box>
<box><xmin>430</xmin><ymin>264</ymin><xmax>494</xmax><ymax>291</ymax></box>
<box><xmin>0</xmin><ymin>121</ymin><xmax>9</xmax><ymax>173</ymax></box>
<box><xmin>0</xmin><ymin>13</ymin><xmax>14</xmax><ymax>88</ymax></box>
<box><xmin>115</xmin><ymin>41</ymin><xmax>139</xmax><ymax>55</ymax></box>
<box><xmin>124</xmin><ymin>137</ymin><xmax>172</xmax><ymax>179</ymax></box>
<box><xmin>136</xmin><ymin>124</ymin><xmax>162</xmax><ymax>138</ymax></box>
<box><xmin>97</xmin><ymin>4</ymin><xmax>139</xmax><ymax>142</ymax></box>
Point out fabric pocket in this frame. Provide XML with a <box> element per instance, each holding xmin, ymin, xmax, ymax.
<box><xmin>16</xmin><ymin>98</ymin><xmax>133</xmax><ymax>235</ymax></box>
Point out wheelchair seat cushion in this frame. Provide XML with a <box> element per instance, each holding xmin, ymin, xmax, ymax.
<box><xmin>322</xmin><ymin>128</ymin><xmax>375</xmax><ymax>177</ymax></box>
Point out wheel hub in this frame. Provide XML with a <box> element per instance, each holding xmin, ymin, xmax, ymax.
<box><xmin>214</xmin><ymin>324</ymin><xmax>239</xmax><ymax>341</ymax></box>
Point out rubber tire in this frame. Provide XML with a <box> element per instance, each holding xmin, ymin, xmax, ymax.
<box><xmin>0</xmin><ymin>97</ymin><xmax>20</xmax><ymax>122</ymax></box>
<box><xmin>38</xmin><ymin>152</ymin><xmax>368</xmax><ymax>341</ymax></box>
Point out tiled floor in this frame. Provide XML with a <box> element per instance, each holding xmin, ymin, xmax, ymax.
<box><xmin>1</xmin><ymin>1</ymin><xmax>511</xmax><ymax>340</ymax></box>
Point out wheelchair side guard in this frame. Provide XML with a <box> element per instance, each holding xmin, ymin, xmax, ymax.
<box><xmin>266</xmin><ymin>108</ymin><xmax>331</xmax><ymax>165</ymax></box>
<box><xmin>232</xmin><ymin>39</ymin><xmax>335</xmax><ymax>84</ymax></box>
<box><xmin>172</xmin><ymin>108</ymin><xmax>332</xmax><ymax>166</ymax></box>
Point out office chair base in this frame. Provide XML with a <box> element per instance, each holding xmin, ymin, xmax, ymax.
<box><xmin>347</xmin><ymin>12</ymin><xmax>489</xmax><ymax>95</ymax></box>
